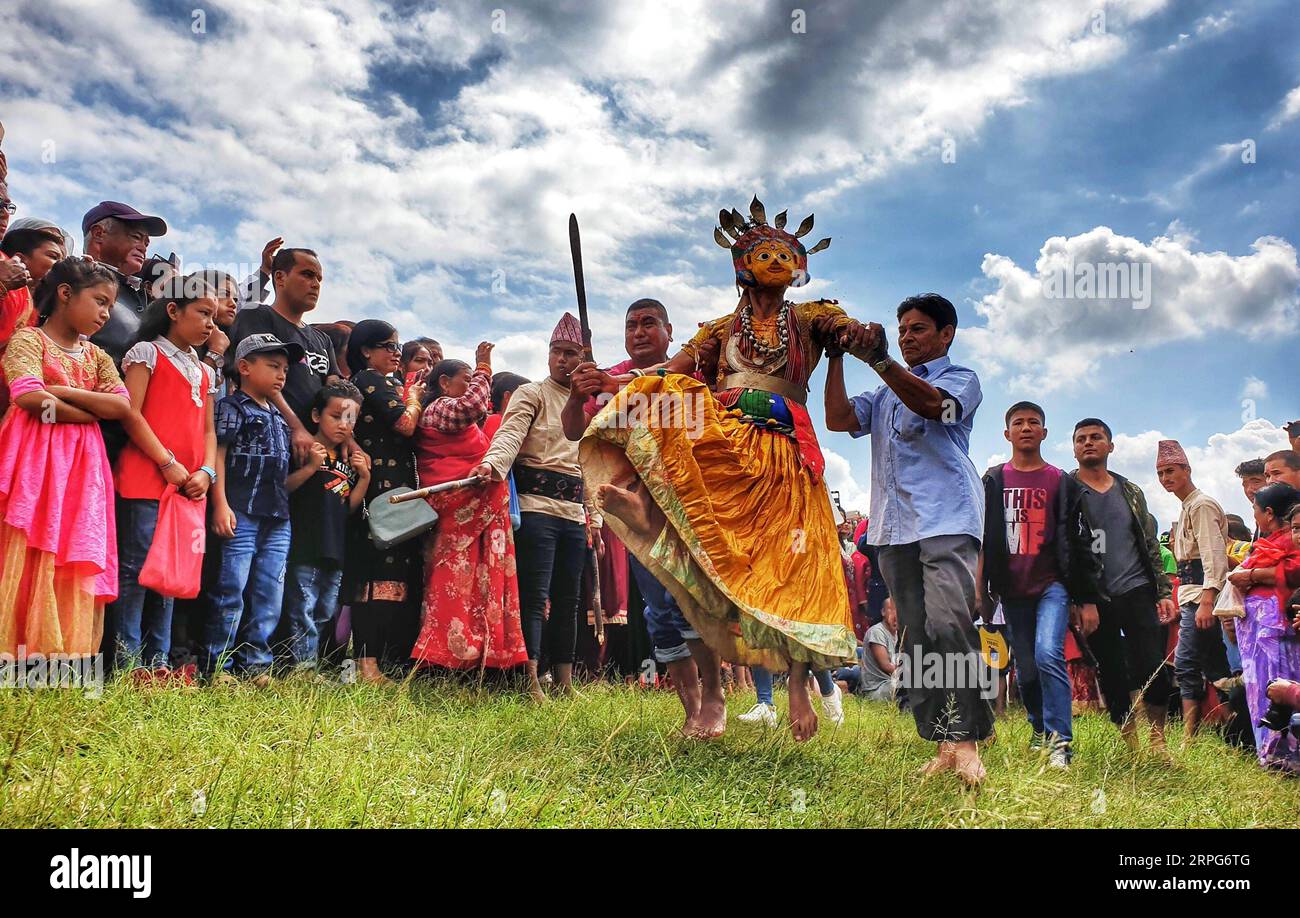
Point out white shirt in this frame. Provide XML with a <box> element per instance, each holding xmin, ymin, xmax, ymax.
<box><xmin>122</xmin><ymin>337</ymin><xmax>219</xmax><ymax>407</ymax></box>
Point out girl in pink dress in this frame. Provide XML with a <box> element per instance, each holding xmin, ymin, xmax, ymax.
<box><xmin>0</xmin><ymin>259</ymin><xmax>139</xmax><ymax>656</ymax></box>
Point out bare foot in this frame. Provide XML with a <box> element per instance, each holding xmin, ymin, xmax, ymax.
<box><xmin>596</xmin><ymin>480</ymin><xmax>663</xmax><ymax>535</ymax></box>
<box><xmin>788</xmin><ymin>669</ymin><xmax>819</xmax><ymax>743</ymax></box>
<box><xmin>525</xmin><ymin>661</ymin><xmax>546</xmax><ymax>704</ymax></box>
<box><xmin>918</xmin><ymin>741</ymin><xmax>956</xmax><ymax>777</ymax></box>
<box><xmin>1120</xmin><ymin>718</ymin><xmax>1140</xmax><ymax>752</ymax></box>
<box><xmin>952</xmin><ymin>741</ymin><xmax>986</xmax><ymax>787</ymax></box>
<box><xmin>668</xmin><ymin>658</ymin><xmax>702</xmax><ymax>735</ymax></box>
<box><xmin>684</xmin><ymin>692</ymin><xmax>727</xmax><ymax>739</ymax></box>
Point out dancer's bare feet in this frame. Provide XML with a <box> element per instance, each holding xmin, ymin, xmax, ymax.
<box><xmin>682</xmin><ymin>640</ymin><xmax>726</xmax><ymax>739</ymax></box>
<box><xmin>596</xmin><ymin>480</ymin><xmax>663</xmax><ymax>536</ymax></box>
<box><xmin>952</xmin><ymin>740</ymin><xmax>986</xmax><ymax>787</ymax></box>
<box><xmin>787</xmin><ymin>662</ymin><xmax>819</xmax><ymax>742</ymax></box>
<box><xmin>919</xmin><ymin>741</ymin><xmax>956</xmax><ymax>776</ymax></box>
<box><xmin>668</xmin><ymin>658</ymin><xmax>702</xmax><ymax>735</ymax></box>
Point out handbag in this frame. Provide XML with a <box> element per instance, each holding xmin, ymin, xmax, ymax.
<box><xmin>139</xmin><ymin>485</ymin><xmax>208</xmax><ymax>598</ymax></box>
<box><xmin>367</xmin><ymin>485</ymin><xmax>439</xmax><ymax>549</ymax></box>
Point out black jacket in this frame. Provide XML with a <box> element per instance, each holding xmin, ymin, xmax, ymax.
<box><xmin>1067</xmin><ymin>469</ymin><xmax>1172</xmax><ymax>602</ymax></box>
<box><xmin>981</xmin><ymin>463</ymin><xmax>1106</xmax><ymax>606</ymax></box>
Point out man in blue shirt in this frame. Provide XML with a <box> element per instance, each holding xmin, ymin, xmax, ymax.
<box><xmin>821</xmin><ymin>293</ymin><xmax>993</xmax><ymax>786</ymax></box>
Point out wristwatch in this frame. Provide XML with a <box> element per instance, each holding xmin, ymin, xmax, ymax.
<box><xmin>206</xmin><ymin>352</ymin><xmax>226</xmax><ymax>370</ymax></box>
<box><xmin>871</xmin><ymin>354</ymin><xmax>894</xmax><ymax>374</ymax></box>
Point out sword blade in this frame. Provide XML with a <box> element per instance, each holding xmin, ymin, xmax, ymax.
<box><xmin>568</xmin><ymin>212</ymin><xmax>593</xmax><ymax>360</ymax></box>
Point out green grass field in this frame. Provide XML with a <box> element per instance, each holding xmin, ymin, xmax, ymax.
<box><xmin>2</xmin><ymin>676</ymin><xmax>1297</xmax><ymax>828</ymax></box>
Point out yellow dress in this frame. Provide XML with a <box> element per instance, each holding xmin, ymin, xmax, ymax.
<box><xmin>580</xmin><ymin>300</ymin><xmax>858</xmax><ymax>670</ymax></box>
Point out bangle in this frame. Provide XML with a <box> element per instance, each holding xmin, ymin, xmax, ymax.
<box><xmin>158</xmin><ymin>449</ymin><xmax>176</xmax><ymax>471</ymax></box>
<box><xmin>199</xmin><ymin>465</ymin><xmax>218</xmax><ymax>484</ymax></box>
<box><xmin>628</xmin><ymin>368</ymin><xmax>645</xmax><ymax>378</ymax></box>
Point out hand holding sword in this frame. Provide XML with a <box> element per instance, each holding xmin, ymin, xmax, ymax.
<box><xmin>569</xmin><ymin>212</ymin><xmax>605</xmax><ymax>646</ymax></box>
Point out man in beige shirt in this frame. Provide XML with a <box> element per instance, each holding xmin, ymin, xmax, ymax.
<box><xmin>474</xmin><ymin>313</ymin><xmax>596</xmax><ymax>701</ymax></box>
<box><xmin>1156</xmin><ymin>439</ymin><xmax>1230</xmax><ymax>737</ymax></box>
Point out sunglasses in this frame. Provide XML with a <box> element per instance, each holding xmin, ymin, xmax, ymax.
<box><xmin>372</xmin><ymin>341</ymin><xmax>401</xmax><ymax>353</ymax></box>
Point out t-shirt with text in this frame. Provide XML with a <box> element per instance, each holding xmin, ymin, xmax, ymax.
<box><xmin>1001</xmin><ymin>462</ymin><xmax>1063</xmax><ymax>599</ymax></box>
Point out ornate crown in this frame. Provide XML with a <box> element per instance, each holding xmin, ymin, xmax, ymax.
<box><xmin>713</xmin><ymin>195</ymin><xmax>830</xmax><ymax>288</ymax></box>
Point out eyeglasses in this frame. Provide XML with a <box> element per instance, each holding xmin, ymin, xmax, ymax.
<box><xmin>375</xmin><ymin>341</ymin><xmax>401</xmax><ymax>353</ymax></box>
<box><xmin>0</xmin><ymin>201</ymin><xmax>16</xmax><ymax>215</ymax></box>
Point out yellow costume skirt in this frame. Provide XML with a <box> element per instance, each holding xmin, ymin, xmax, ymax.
<box><xmin>580</xmin><ymin>374</ymin><xmax>855</xmax><ymax>671</ymax></box>
<box><xmin>0</xmin><ymin>522</ymin><xmax>104</xmax><ymax>657</ymax></box>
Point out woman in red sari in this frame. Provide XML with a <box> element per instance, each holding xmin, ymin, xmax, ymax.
<box><xmin>413</xmin><ymin>343</ymin><xmax>527</xmax><ymax>673</ymax></box>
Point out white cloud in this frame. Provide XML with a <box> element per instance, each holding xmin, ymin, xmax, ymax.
<box><xmin>1161</xmin><ymin>10</ymin><xmax>1235</xmax><ymax>52</ymax></box>
<box><xmin>1239</xmin><ymin>376</ymin><xmax>1269</xmax><ymax>400</ymax></box>
<box><xmin>1107</xmin><ymin>419</ymin><xmax>1291</xmax><ymax>526</ymax></box>
<box><xmin>963</xmin><ymin>225</ymin><xmax>1300</xmax><ymax>391</ymax></box>
<box><xmin>0</xmin><ymin>0</ymin><xmax>1172</xmax><ymax>355</ymax></box>
<box><xmin>823</xmin><ymin>448</ymin><xmax>871</xmax><ymax>516</ymax></box>
<box><xmin>1266</xmin><ymin>86</ymin><xmax>1300</xmax><ymax>132</ymax></box>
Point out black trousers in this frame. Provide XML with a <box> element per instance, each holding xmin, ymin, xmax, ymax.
<box><xmin>877</xmin><ymin>534</ymin><xmax>994</xmax><ymax>743</ymax></box>
<box><xmin>515</xmin><ymin>511</ymin><xmax>586</xmax><ymax>665</ymax></box>
<box><xmin>1085</xmin><ymin>582</ymin><xmax>1172</xmax><ymax>726</ymax></box>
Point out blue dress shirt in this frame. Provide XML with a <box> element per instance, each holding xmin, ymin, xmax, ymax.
<box><xmin>850</xmin><ymin>354</ymin><xmax>985</xmax><ymax>547</ymax></box>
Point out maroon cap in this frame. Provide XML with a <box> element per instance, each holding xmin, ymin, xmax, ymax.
<box><xmin>81</xmin><ymin>201</ymin><xmax>167</xmax><ymax>237</ymax></box>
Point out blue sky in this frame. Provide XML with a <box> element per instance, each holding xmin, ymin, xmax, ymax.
<box><xmin>2</xmin><ymin>0</ymin><xmax>1296</xmax><ymax>525</ymax></box>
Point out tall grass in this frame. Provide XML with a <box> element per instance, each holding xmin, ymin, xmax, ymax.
<box><xmin>1</xmin><ymin>677</ymin><xmax>1296</xmax><ymax>827</ymax></box>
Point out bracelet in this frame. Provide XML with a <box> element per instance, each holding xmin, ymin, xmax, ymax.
<box><xmin>199</xmin><ymin>465</ymin><xmax>218</xmax><ymax>484</ymax></box>
<box><xmin>628</xmin><ymin>368</ymin><xmax>645</xmax><ymax>378</ymax></box>
<box><xmin>157</xmin><ymin>449</ymin><xmax>176</xmax><ymax>471</ymax></box>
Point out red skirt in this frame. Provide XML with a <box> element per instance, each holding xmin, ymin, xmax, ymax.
<box><xmin>412</xmin><ymin>480</ymin><xmax>528</xmax><ymax>670</ymax></box>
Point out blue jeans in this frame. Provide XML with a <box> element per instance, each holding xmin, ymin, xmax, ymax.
<box><xmin>628</xmin><ymin>555</ymin><xmax>696</xmax><ymax>664</ymax></box>
<box><xmin>1002</xmin><ymin>581</ymin><xmax>1072</xmax><ymax>744</ymax></box>
<box><xmin>283</xmin><ymin>563</ymin><xmax>343</xmax><ymax>669</ymax></box>
<box><xmin>109</xmin><ymin>497</ymin><xmax>174</xmax><ymax>669</ymax></box>
<box><xmin>201</xmin><ymin>511</ymin><xmax>290</xmax><ymax>676</ymax></box>
<box><xmin>752</xmin><ymin>666</ymin><xmax>834</xmax><ymax>705</ymax></box>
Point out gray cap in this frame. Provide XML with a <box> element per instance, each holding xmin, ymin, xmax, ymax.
<box><xmin>234</xmin><ymin>332</ymin><xmax>305</xmax><ymax>364</ymax></box>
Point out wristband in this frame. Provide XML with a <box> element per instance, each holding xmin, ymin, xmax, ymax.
<box><xmin>199</xmin><ymin>465</ymin><xmax>218</xmax><ymax>484</ymax></box>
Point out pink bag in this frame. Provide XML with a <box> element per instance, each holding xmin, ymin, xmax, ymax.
<box><xmin>139</xmin><ymin>486</ymin><xmax>208</xmax><ymax>599</ymax></box>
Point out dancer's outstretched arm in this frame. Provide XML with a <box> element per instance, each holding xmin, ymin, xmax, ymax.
<box><xmin>822</xmin><ymin>354</ymin><xmax>858</xmax><ymax>432</ymax></box>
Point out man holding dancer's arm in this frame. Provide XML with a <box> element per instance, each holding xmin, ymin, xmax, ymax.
<box><xmin>821</xmin><ymin>293</ymin><xmax>993</xmax><ymax>786</ymax></box>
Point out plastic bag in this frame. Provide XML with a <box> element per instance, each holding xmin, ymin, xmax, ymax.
<box><xmin>139</xmin><ymin>486</ymin><xmax>207</xmax><ymax>599</ymax></box>
<box><xmin>1212</xmin><ymin>581</ymin><xmax>1246</xmax><ymax>619</ymax></box>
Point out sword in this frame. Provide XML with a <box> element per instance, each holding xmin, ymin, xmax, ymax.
<box><xmin>568</xmin><ymin>212</ymin><xmax>595</xmax><ymax>363</ymax></box>
<box><xmin>387</xmin><ymin>477</ymin><xmax>482</xmax><ymax>503</ymax></box>
<box><xmin>569</xmin><ymin>212</ymin><xmax>604</xmax><ymax>644</ymax></box>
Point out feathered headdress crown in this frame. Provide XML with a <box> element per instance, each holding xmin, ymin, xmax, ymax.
<box><xmin>714</xmin><ymin>195</ymin><xmax>830</xmax><ymax>288</ymax></box>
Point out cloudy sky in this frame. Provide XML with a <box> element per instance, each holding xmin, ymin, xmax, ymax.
<box><xmin>3</xmin><ymin>0</ymin><xmax>1296</xmax><ymax>525</ymax></box>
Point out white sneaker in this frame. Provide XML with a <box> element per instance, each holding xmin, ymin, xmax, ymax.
<box><xmin>819</xmin><ymin>681</ymin><xmax>845</xmax><ymax>727</ymax></box>
<box><xmin>1048</xmin><ymin>742</ymin><xmax>1072</xmax><ymax>769</ymax></box>
<box><xmin>738</xmin><ymin>702</ymin><xmax>778</xmax><ymax>728</ymax></box>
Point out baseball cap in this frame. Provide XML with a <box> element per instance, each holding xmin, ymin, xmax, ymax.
<box><xmin>81</xmin><ymin>201</ymin><xmax>167</xmax><ymax>237</ymax></box>
<box><xmin>234</xmin><ymin>333</ymin><xmax>305</xmax><ymax>364</ymax></box>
